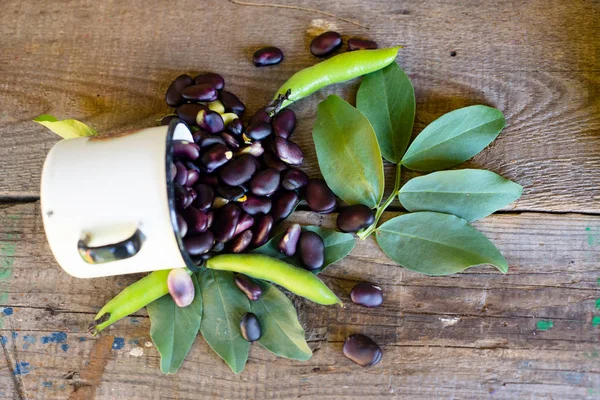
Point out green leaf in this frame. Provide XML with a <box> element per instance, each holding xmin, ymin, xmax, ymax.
<box><xmin>376</xmin><ymin>211</ymin><xmax>508</xmax><ymax>275</ymax></box>
<box><xmin>199</xmin><ymin>269</ymin><xmax>251</xmax><ymax>374</ymax></box>
<box><xmin>356</xmin><ymin>62</ymin><xmax>415</xmax><ymax>163</ymax></box>
<box><xmin>401</xmin><ymin>105</ymin><xmax>506</xmax><ymax>171</ymax></box>
<box><xmin>252</xmin><ymin>226</ymin><xmax>355</xmax><ymax>275</ymax></box>
<box><xmin>312</xmin><ymin>95</ymin><xmax>384</xmax><ymax>208</ymax></box>
<box><xmin>147</xmin><ymin>274</ymin><xmax>203</xmax><ymax>374</ymax></box>
<box><xmin>399</xmin><ymin>169</ymin><xmax>523</xmax><ymax>222</ymax></box>
<box><xmin>33</xmin><ymin>114</ymin><xmax>97</xmax><ymax>139</ymax></box>
<box><xmin>252</xmin><ymin>281</ymin><xmax>312</xmax><ymax>361</ymax></box>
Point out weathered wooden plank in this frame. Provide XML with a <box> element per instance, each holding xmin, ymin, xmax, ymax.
<box><xmin>0</xmin><ymin>0</ymin><xmax>598</xmax><ymax>213</ymax></box>
<box><xmin>0</xmin><ymin>202</ymin><xmax>599</xmax><ymax>398</ymax></box>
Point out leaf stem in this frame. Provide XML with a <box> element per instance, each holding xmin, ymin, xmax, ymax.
<box><xmin>357</xmin><ymin>163</ymin><xmax>402</xmax><ymax>240</ymax></box>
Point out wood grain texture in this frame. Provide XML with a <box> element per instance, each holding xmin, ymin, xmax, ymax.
<box><xmin>0</xmin><ymin>202</ymin><xmax>599</xmax><ymax>399</ymax></box>
<box><xmin>0</xmin><ymin>0</ymin><xmax>598</xmax><ymax>213</ymax></box>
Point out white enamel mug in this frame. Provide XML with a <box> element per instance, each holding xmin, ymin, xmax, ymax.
<box><xmin>41</xmin><ymin>119</ymin><xmax>196</xmax><ymax>278</ymax></box>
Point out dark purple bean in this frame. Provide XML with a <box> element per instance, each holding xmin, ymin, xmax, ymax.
<box><xmin>206</xmin><ymin>210</ymin><xmax>214</xmax><ymax>229</ymax></box>
<box><xmin>169</xmin><ymin>162</ymin><xmax>177</xmax><ymax>182</ymax></box>
<box><xmin>211</xmin><ymin>241</ymin><xmax>225</xmax><ymax>253</ymax></box>
<box><xmin>173</xmin><ymin>184</ymin><xmax>188</xmax><ymax>209</ymax></box>
<box><xmin>219</xmin><ymin>155</ymin><xmax>257</xmax><ymax>186</ymax></box>
<box><xmin>166</xmin><ymin>74</ymin><xmax>193</xmax><ymax>107</ymax></box>
<box><xmin>246</xmin><ymin>122</ymin><xmax>272</xmax><ymax>141</ymax></box>
<box><xmin>181</xmin><ymin>207</ymin><xmax>209</xmax><ymax>233</ymax></box>
<box><xmin>262</xmin><ymin>150</ymin><xmax>288</xmax><ymax>171</ymax></box>
<box><xmin>173</xmin><ymin>141</ymin><xmax>200</xmax><ymax>160</ymax></box>
<box><xmin>161</xmin><ymin>115</ymin><xmax>177</xmax><ymax>126</ymax></box>
<box><xmin>230</xmin><ymin>230</ymin><xmax>253</xmax><ymax>253</ymax></box>
<box><xmin>238</xmin><ymin>142</ymin><xmax>264</xmax><ymax>157</ymax></box>
<box><xmin>310</xmin><ymin>31</ymin><xmax>342</xmax><ymax>57</ymax></box>
<box><xmin>240</xmin><ymin>313</ymin><xmax>261</xmax><ymax>342</ymax></box>
<box><xmin>273</xmin><ymin>137</ymin><xmax>304</xmax><ymax>165</ymax></box>
<box><xmin>278</xmin><ymin>223</ymin><xmax>301</xmax><ymax>256</ymax></box>
<box><xmin>234</xmin><ymin>274</ymin><xmax>262</xmax><ymax>301</ymax></box>
<box><xmin>342</xmin><ymin>334</ymin><xmax>382</xmax><ymax>367</ymax></box>
<box><xmin>168</xmin><ymin>268</ymin><xmax>195</xmax><ymax>307</ymax></box>
<box><xmin>250</xmin><ymin>168</ymin><xmax>280</xmax><ymax>197</ymax></box>
<box><xmin>249</xmin><ymin>107</ymin><xmax>272</xmax><ymax>125</ymax></box>
<box><xmin>305</xmin><ymin>179</ymin><xmax>336</xmax><ymax>213</ymax></box>
<box><xmin>183</xmin><ymin>231</ymin><xmax>215</xmax><ymax>255</ymax></box>
<box><xmin>252</xmin><ymin>46</ymin><xmax>283</xmax><ymax>67</ymax></box>
<box><xmin>193</xmin><ymin>72</ymin><xmax>224</xmax><ymax>90</ymax></box>
<box><xmin>183</xmin><ymin>189</ymin><xmax>195</xmax><ymax>209</ymax></box>
<box><xmin>184</xmin><ymin>161</ymin><xmax>201</xmax><ymax>172</ymax></box>
<box><xmin>185</xmin><ymin>186</ymin><xmax>197</xmax><ymax>202</ymax></box>
<box><xmin>298</xmin><ymin>231</ymin><xmax>325</xmax><ymax>270</ymax></box>
<box><xmin>176</xmin><ymin>103</ymin><xmax>207</xmax><ymax>125</ymax></box>
<box><xmin>176</xmin><ymin>213</ymin><xmax>188</xmax><ymax>238</ymax></box>
<box><xmin>196</xmin><ymin>109</ymin><xmax>224</xmax><ymax>134</ymax></box>
<box><xmin>193</xmin><ymin>184</ymin><xmax>214</xmax><ymax>211</ymax></box>
<box><xmin>271</xmin><ymin>190</ymin><xmax>299</xmax><ymax>221</ymax></box>
<box><xmin>186</xmin><ymin>169</ymin><xmax>200</xmax><ymax>187</ymax></box>
<box><xmin>221</xmin><ymin>132</ymin><xmax>240</xmax><ymax>150</ymax></box>
<box><xmin>216</xmin><ymin>185</ymin><xmax>246</xmax><ymax>201</ymax></box>
<box><xmin>213</xmin><ymin>203</ymin><xmax>241</xmax><ymax>242</ymax></box>
<box><xmin>252</xmin><ymin>214</ymin><xmax>273</xmax><ymax>246</ymax></box>
<box><xmin>199</xmin><ymin>134</ymin><xmax>226</xmax><ymax>148</ymax></box>
<box><xmin>337</xmin><ymin>204</ymin><xmax>375</xmax><ymax>233</ymax></box>
<box><xmin>197</xmin><ymin>173</ymin><xmax>219</xmax><ymax>187</ymax></box>
<box><xmin>281</xmin><ymin>168</ymin><xmax>308</xmax><ymax>191</ymax></box>
<box><xmin>347</xmin><ymin>38</ymin><xmax>378</xmax><ymax>51</ymax></box>
<box><xmin>240</xmin><ymin>195</ymin><xmax>272</xmax><ymax>215</ymax></box>
<box><xmin>350</xmin><ymin>282</ymin><xmax>383</xmax><ymax>308</ymax></box>
<box><xmin>182</xmin><ymin>84</ymin><xmax>218</xmax><ymax>102</ymax></box>
<box><xmin>233</xmin><ymin>213</ymin><xmax>254</xmax><ymax>237</ymax></box>
<box><xmin>272</xmin><ymin>109</ymin><xmax>296</xmax><ymax>139</ymax></box>
<box><xmin>174</xmin><ymin>161</ymin><xmax>188</xmax><ymax>186</ymax></box>
<box><xmin>200</xmin><ymin>144</ymin><xmax>233</xmax><ymax>171</ymax></box>
<box><xmin>219</xmin><ymin>90</ymin><xmax>246</xmax><ymax>116</ymax></box>
<box><xmin>226</xmin><ymin>118</ymin><xmax>244</xmax><ymax>136</ymax></box>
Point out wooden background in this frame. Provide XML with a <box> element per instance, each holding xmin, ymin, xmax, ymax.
<box><xmin>0</xmin><ymin>0</ymin><xmax>598</xmax><ymax>398</ymax></box>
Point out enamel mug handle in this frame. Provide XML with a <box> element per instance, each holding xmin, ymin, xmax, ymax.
<box><xmin>77</xmin><ymin>229</ymin><xmax>145</xmax><ymax>264</ymax></box>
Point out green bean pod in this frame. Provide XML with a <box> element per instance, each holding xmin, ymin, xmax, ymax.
<box><xmin>273</xmin><ymin>46</ymin><xmax>401</xmax><ymax>109</ymax></box>
<box><xmin>90</xmin><ymin>269</ymin><xmax>172</xmax><ymax>334</ymax></box>
<box><xmin>206</xmin><ymin>254</ymin><xmax>342</xmax><ymax>305</ymax></box>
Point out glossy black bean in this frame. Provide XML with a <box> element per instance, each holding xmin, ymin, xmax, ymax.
<box><xmin>305</xmin><ymin>179</ymin><xmax>336</xmax><ymax>213</ymax></box>
<box><xmin>176</xmin><ymin>103</ymin><xmax>207</xmax><ymax>125</ymax></box>
<box><xmin>181</xmin><ymin>207</ymin><xmax>209</xmax><ymax>233</ymax></box>
<box><xmin>246</xmin><ymin>122</ymin><xmax>272</xmax><ymax>141</ymax></box>
<box><xmin>185</xmin><ymin>186</ymin><xmax>197</xmax><ymax>202</ymax></box>
<box><xmin>350</xmin><ymin>282</ymin><xmax>383</xmax><ymax>308</ymax></box>
<box><xmin>252</xmin><ymin>46</ymin><xmax>284</xmax><ymax>67</ymax></box>
<box><xmin>239</xmin><ymin>195</ymin><xmax>272</xmax><ymax>215</ymax></box>
<box><xmin>173</xmin><ymin>184</ymin><xmax>188</xmax><ymax>209</ymax></box>
<box><xmin>219</xmin><ymin>154</ymin><xmax>257</xmax><ymax>186</ymax></box>
<box><xmin>240</xmin><ymin>313</ymin><xmax>262</xmax><ymax>342</ymax></box>
<box><xmin>230</xmin><ymin>230</ymin><xmax>253</xmax><ymax>253</ymax></box>
<box><xmin>262</xmin><ymin>150</ymin><xmax>288</xmax><ymax>171</ymax></box>
<box><xmin>252</xmin><ymin>214</ymin><xmax>273</xmax><ymax>246</ymax></box>
<box><xmin>226</xmin><ymin>118</ymin><xmax>244</xmax><ymax>136</ymax></box>
<box><xmin>238</xmin><ymin>141</ymin><xmax>264</xmax><ymax>157</ymax></box>
<box><xmin>219</xmin><ymin>90</ymin><xmax>246</xmax><ymax>116</ymax></box>
<box><xmin>348</xmin><ymin>38</ymin><xmax>378</xmax><ymax>51</ymax></box>
<box><xmin>169</xmin><ymin>162</ymin><xmax>177</xmax><ymax>182</ymax></box>
<box><xmin>196</xmin><ymin>109</ymin><xmax>224</xmax><ymax>134</ymax></box>
<box><xmin>174</xmin><ymin>161</ymin><xmax>188</xmax><ymax>186</ymax></box>
<box><xmin>216</xmin><ymin>185</ymin><xmax>246</xmax><ymax>201</ymax></box>
<box><xmin>234</xmin><ymin>274</ymin><xmax>263</xmax><ymax>301</ymax></box>
<box><xmin>200</xmin><ymin>144</ymin><xmax>233</xmax><ymax>171</ymax></box>
<box><xmin>249</xmin><ymin>168</ymin><xmax>280</xmax><ymax>197</ymax></box>
<box><xmin>197</xmin><ymin>173</ymin><xmax>219</xmax><ymax>187</ymax></box>
<box><xmin>221</xmin><ymin>132</ymin><xmax>240</xmax><ymax>150</ymax></box>
<box><xmin>250</xmin><ymin>107</ymin><xmax>272</xmax><ymax>125</ymax></box>
<box><xmin>199</xmin><ymin>134</ymin><xmax>226</xmax><ymax>148</ymax></box>
<box><xmin>182</xmin><ymin>84</ymin><xmax>218</xmax><ymax>102</ymax></box>
<box><xmin>273</xmin><ymin>137</ymin><xmax>304</xmax><ymax>165</ymax></box>
<box><xmin>342</xmin><ymin>334</ymin><xmax>382</xmax><ymax>367</ymax></box>
<box><xmin>186</xmin><ymin>169</ymin><xmax>200</xmax><ymax>187</ymax></box>
<box><xmin>172</xmin><ymin>141</ymin><xmax>200</xmax><ymax>160</ymax></box>
<box><xmin>298</xmin><ymin>231</ymin><xmax>325</xmax><ymax>270</ymax></box>
<box><xmin>161</xmin><ymin>115</ymin><xmax>177</xmax><ymax>126</ymax></box>
<box><xmin>310</xmin><ymin>31</ymin><xmax>342</xmax><ymax>57</ymax></box>
<box><xmin>272</xmin><ymin>109</ymin><xmax>296</xmax><ymax>139</ymax></box>
<box><xmin>176</xmin><ymin>213</ymin><xmax>188</xmax><ymax>238</ymax></box>
<box><xmin>213</xmin><ymin>203</ymin><xmax>241</xmax><ymax>243</ymax></box>
<box><xmin>281</xmin><ymin>168</ymin><xmax>308</xmax><ymax>191</ymax></box>
<box><xmin>233</xmin><ymin>213</ymin><xmax>254</xmax><ymax>237</ymax></box>
<box><xmin>271</xmin><ymin>190</ymin><xmax>299</xmax><ymax>221</ymax></box>
<box><xmin>337</xmin><ymin>204</ymin><xmax>375</xmax><ymax>233</ymax></box>
<box><xmin>192</xmin><ymin>184</ymin><xmax>214</xmax><ymax>211</ymax></box>
<box><xmin>183</xmin><ymin>231</ymin><xmax>215</xmax><ymax>256</ymax></box>
<box><xmin>278</xmin><ymin>223</ymin><xmax>301</xmax><ymax>256</ymax></box>
<box><xmin>193</xmin><ymin>72</ymin><xmax>224</xmax><ymax>90</ymax></box>
<box><xmin>166</xmin><ymin>74</ymin><xmax>193</xmax><ymax>107</ymax></box>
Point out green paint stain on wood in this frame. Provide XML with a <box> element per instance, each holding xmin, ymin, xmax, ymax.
<box><xmin>0</xmin><ymin>215</ymin><xmax>20</xmax><ymax>329</ymax></box>
<box><xmin>596</xmin><ymin>298</ymin><xmax>600</xmax><ymax>310</ymax></box>
<box><xmin>593</xmin><ymin>316</ymin><xmax>600</xmax><ymax>328</ymax></box>
<box><xmin>536</xmin><ymin>320</ymin><xmax>554</xmax><ymax>331</ymax></box>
